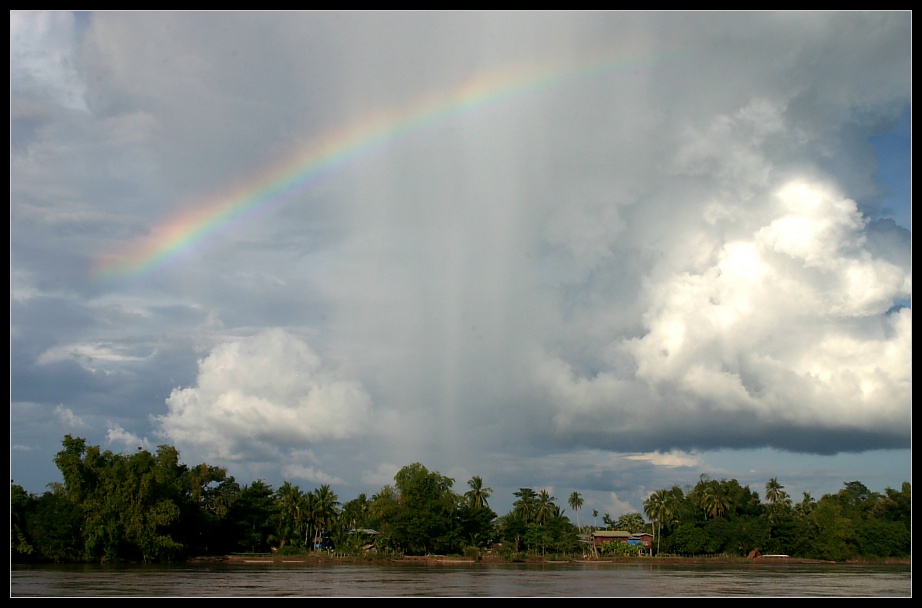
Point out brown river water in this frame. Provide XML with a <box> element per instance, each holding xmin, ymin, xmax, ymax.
<box><xmin>11</xmin><ymin>561</ymin><xmax>911</xmax><ymax>597</ymax></box>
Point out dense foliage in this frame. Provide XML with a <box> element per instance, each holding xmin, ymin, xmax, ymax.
<box><xmin>641</xmin><ymin>474</ymin><xmax>911</xmax><ymax>560</ymax></box>
<box><xmin>10</xmin><ymin>436</ymin><xmax>911</xmax><ymax>563</ymax></box>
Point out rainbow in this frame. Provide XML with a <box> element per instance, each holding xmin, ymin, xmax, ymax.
<box><xmin>91</xmin><ymin>48</ymin><xmax>667</xmax><ymax>280</ymax></box>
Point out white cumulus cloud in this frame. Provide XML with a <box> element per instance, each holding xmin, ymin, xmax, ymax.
<box><xmin>156</xmin><ymin>328</ymin><xmax>374</xmax><ymax>464</ymax></box>
<box><xmin>541</xmin><ymin>175</ymin><xmax>910</xmax><ymax>453</ymax></box>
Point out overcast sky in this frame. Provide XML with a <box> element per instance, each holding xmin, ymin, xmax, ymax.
<box><xmin>11</xmin><ymin>11</ymin><xmax>911</xmax><ymax>519</ymax></box>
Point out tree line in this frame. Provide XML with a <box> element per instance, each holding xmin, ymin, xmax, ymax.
<box><xmin>10</xmin><ymin>436</ymin><xmax>911</xmax><ymax>563</ymax></box>
<box><xmin>642</xmin><ymin>474</ymin><xmax>910</xmax><ymax>560</ymax></box>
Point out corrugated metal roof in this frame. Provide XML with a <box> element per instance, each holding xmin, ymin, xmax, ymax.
<box><xmin>591</xmin><ymin>530</ymin><xmax>632</xmax><ymax>538</ymax></box>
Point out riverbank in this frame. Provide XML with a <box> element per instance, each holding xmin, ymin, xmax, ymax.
<box><xmin>214</xmin><ymin>553</ymin><xmax>909</xmax><ymax>566</ymax></box>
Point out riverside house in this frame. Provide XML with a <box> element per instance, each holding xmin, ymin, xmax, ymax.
<box><xmin>591</xmin><ymin>530</ymin><xmax>654</xmax><ymax>551</ymax></box>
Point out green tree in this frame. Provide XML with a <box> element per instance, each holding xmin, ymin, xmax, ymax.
<box><xmin>464</xmin><ymin>476</ymin><xmax>492</xmax><ymax>510</ymax></box>
<box><xmin>513</xmin><ymin>488</ymin><xmax>538</xmax><ymax>524</ymax></box>
<box><xmin>568</xmin><ymin>491</ymin><xmax>584</xmax><ymax>531</ymax></box>
<box><xmin>871</xmin><ymin>483</ymin><xmax>910</xmax><ymax>523</ymax></box>
<box><xmin>118</xmin><ymin>446</ymin><xmax>184</xmax><ymax>562</ymax></box>
<box><xmin>496</xmin><ymin>511</ymin><xmax>528</xmax><ymax>553</ymax></box>
<box><xmin>693</xmin><ymin>477</ymin><xmax>731</xmax><ymax>521</ymax></box>
<box><xmin>231</xmin><ymin>480</ymin><xmax>276</xmax><ymax>553</ymax></box>
<box><xmin>309</xmin><ymin>484</ymin><xmax>340</xmax><ymax>548</ymax></box>
<box><xmin>616</xmin><ymin>512</ymin><xmax>646</xmax><ymax>533</ymax></box>
<box><xmin>535</xmin><ymin>490</ymin><xmax>557</xmax><ymax>525</ymax></box>
<box><xmin>794</xmin><ymin>492</ymin><xmax>815</xmax><ymax>518</ymax></box>
<box><xmin>50</xmin><ymin>437</ymin><xmax>187</xmax><ymax>563</ymax></box>
<box><xmin>542</xmin><ymin>505</ymin><xmax>578</xmax><ymax>556</ymax></box>
<box><xmin>644</xmin><ymin>488</ymin><xmax>674</xmax><ymax>555</ymax></box>
<box><xmin>706</xmin><ymin>487</ymin><xmax>728</xmax><ymax>519</ymax></box>
<box><xmin>807</xmin><ymin>499</ymin><xmax>856</xmax><ymax>560</ymax></box>
<box><xmin>301</xmin><ymin>491</ymin><xmax>319</xmax><ymax>548</ymax></box>
<box><xmin>53</xmin><ymin>435</ymin><xmax>92</xmax><ymax>505</ymax></box>
<box><xmin>179</xmin><ymin>461</ymin><xmax>240</xmax><ymax>556</ymax></box>
<box><xmin>19</xmin><ymin>487</ymin><xmax>81</xmax><ymax>562</ymax></box>
<box><xmin>390</xmin><ymin>463</ymin><xmax>460</xmax><ymax>555</ymax></box>
<box><xmin>11</xmin><ymin>482</ymin><xmax>36</xmax><ymax>559</ymax></box>
<box><xmin>726</xmin><ymin>514</ymin><xmax>770</xmax><ymax>556</ymax></box>
<box><xmin>342</xmin><ymin>493</ymin><xmax>370</xmax><ymax>532</ymax></box>
<box><xmin>457</xmin><ymin>501</ymin><xmax>497</xmax><ymax>551</ymax></box>
<box><xmin>368</xmin><ymin>485</ymin><xmax>400</xmax><ymax>553</ymax></box>
<box><xmin>765</xmin><ymin>477</ymin><xmax>788</xmax><ymax>506</ymax></box>
<box><xmin>672</xmin><ymin>521</ymin><xmax>711</xmax><ymax>554</ymax></box>
<box><xmin>826</xmin><ymin>480</ymin><xmax>911</xmax><ymax>559</ymax></box>
<box><xmin>274</xmin><ymin>482</ymin><xmax>306</xmax><ymax>549</ymax></box>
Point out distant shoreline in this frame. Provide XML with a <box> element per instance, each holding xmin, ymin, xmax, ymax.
<box><xmin>213</xmin><ymin>554</ymin><xmax>910</xmax><ymax>567</ymax></box>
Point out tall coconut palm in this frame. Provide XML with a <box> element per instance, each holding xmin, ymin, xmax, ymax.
<box><xmin>302</xmin><ymin>491</ymin><xmax>319</xmax><ymax>547</ymax></box>
<box><xmin>535</xmin><ymin>489</ymin><xmax>557</xmax><ymax>525</ymax></box>
<box><xmin>764</xmin><ymin>477</ymin><xmax>792</xmax><ymax>526</ymax></box>
<box><xmin>706</xmin><ymin>490</ymin><xmax>728</xmax><ymax>519</ymax></box>
<box><xmin>311</xmin><ymin>484</ymin><xmax>340</xmax><ymax>547</ymax></box>
<box><xmin>513</xmin><ymin>488</ymin><xmax>538</xmax><ymax>524</ymax></box>
<box><xmin>342</xmin><ymin>492</ymin><xmax>369</xmax><ymax>534</ymax></box>
<box><xmin>464</xmin><ymin>475</ymin><xmax>492</xmax><ymax>510</ymax></box>
<box><xmin>695</xmin><ymin>484</ymin><xmax>712</xmax><ymax>520</ymax></box>
<box><xmin>568</xmin><ymin>491</ymin><xmax>584</xmax><ymax>531</ymax></box>
<box><xmin>795</xmin><ymin>491</ymin><xmax>815</xmax><ymax>518</ymax></box>
<box><xmin>275</xmin><ymin>482</ymin><xmax>305</xmax><ymax>548</ymax></box>
<box><xmin>644</xmin><ymin>488</ymin><xmax>674</xmax><ymax>555</ymax></box>
<box><xmin>765</xmin><ymin>477</ymin><xmax>784</xmax><ymax>505</ymax></box>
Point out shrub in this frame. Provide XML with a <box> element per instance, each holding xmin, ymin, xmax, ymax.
<box><xmin>599</xmin><ymin>542</ymin><xmax>644</xmax><ymax>557</ymax></box>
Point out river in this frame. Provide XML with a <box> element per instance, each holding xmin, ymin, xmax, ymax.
<box><xmin>11</xmin><ymin>561</ymin><xmax>911</xmax><ymax>597</ymax></box>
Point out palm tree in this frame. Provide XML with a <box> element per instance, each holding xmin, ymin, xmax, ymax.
<box><xmin>343</xmin><ymin>492</ymin><xmax>369</xmax><ymax>532</ymax></box>
<box><xmin>513</xmin><ymin>488</ymin><xmax>538</xmax><ymax>524</ymax></box>
<box><xmin>535</xmin><ymin>489</ymin><xmax>557</xmax><ymax>525</ymax></box>
<box><xmin>692</xmin><ymin>475</ymin><xmax>715</xmax><ymax>520</ymax></box>
<box><xmin>464</xmin><ymin>476</ymin><xmax>492</xmax><ymax>510</ymax></box>
<box><xmin>795</xmin><ymin>491</ymin><xmax>815</xmax><ymax>518</ymax></box>
<box><xmin>765</xmin><ymin>477</ymin><xmax>784</xmax><ymax>505</ymax></box>
<box><xmin>764</xmin><ymin>477</ymin><xmax>792</xmax><ymax>527</ymax></box>
<box><xmin>644</xmin><ymin>488</ymin><xmax>673</xmax><ymax>555</ymax></box>
<box><xmin>311</xmin><ymin>484</ymin><xmax>340</xmax><ymax>547</ymax></box>
<box><xmin>706</xmin><ymin>490</ymin><xmax>727</xmax><ymax>519</ymax></box>
<box><xmin>691</xmin><ymin>477</ymin><xmax>726</xmax><ymax>520</ymax></box>
<box><xmin>616</xmin><ymin>512</ymin><xmax>645</xmax><ymax>533</ymax></box>
<box><xmin>302</xmin><ymin>490</ymin><xmax>319</xmax><ymax>547</ymax></box>
<box><xmin>568</xmin><ymin>491</ymin><xmax>584</xmax><ymax>531</ymax></box>
<box><xmin>275</xmin><ymin>481</ymin><xmax>305</xmax><ymax>548</ymax></box>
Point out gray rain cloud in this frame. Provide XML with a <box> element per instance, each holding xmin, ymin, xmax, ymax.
<box><xmin>11</xmin><ymin>11</ymin><xmax>910</xmax><ymax>516</ymax></box>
